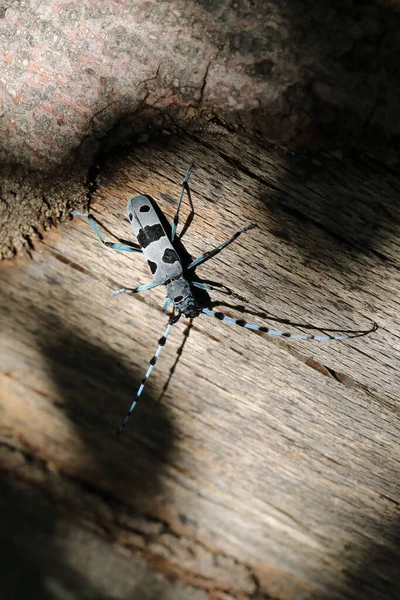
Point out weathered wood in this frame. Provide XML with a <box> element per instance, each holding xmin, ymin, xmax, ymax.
<box><xmin>1</xmin><ymin>131</ymin><xmax>399</xmax><ymax>600</ymax></box>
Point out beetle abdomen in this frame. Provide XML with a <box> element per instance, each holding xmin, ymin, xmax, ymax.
<box><xmin>127</xmin><ymin>195</ymin><xmax>182</xmax><ymax>285</ymax></box>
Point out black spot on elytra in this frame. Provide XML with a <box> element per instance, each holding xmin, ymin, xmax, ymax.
<box><xmin>139</xmin><ymin>205</ymin><xmax>150</xmax><ymax>213</ymax></box>
<box><xmin>137</xmin><ymin>224</ymin><xmax>165</xmax><ymax>248</ymax></box>
<box><xmin>162</xmin><ymin>248</ymin><xmax>178</xmax><ymax>264</ymax></box>
<box><xmin>148</xmin><ymin>260</ymin><xmax>157</xmax><ymax>274</ymax></box>
<box><xmin>128</xmin><ymin>213</ymin><xmax>133</xmax><ymax>221</ymax></box>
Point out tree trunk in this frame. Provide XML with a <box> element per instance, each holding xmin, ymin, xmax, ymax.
<box><xmin>1</xmin><ymin>130</ymin><xmax>399</xmax><ymax>600</ymax></box>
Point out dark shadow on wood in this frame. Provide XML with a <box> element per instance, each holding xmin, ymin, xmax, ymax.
<box><xmin>259</xmin><ymin>150</ymin><xmax>400</xmax><ymax>275</ymax></box>
<box><xmin>318</xmin><ymin>515</ymin><xmax>400</xmax><ymax>600</ymax></box>
<box><xmin>0</xmin><ymin>298</ymin><xmax>178</xmax><ymax>598</ymax></box>
<box><xmin>35</xmin><ymin>309</ymin><xmax>175</xmax><ymax>498</ymax></box>
<box><xmin>193</xmin><ymin>0</ymin><xmax>400</xmax><ymax>162</ymax></box>
<box><xmin>0</xmin><ymin>475</ymin><xmax>112</xmax><ymax>600</ymax></box>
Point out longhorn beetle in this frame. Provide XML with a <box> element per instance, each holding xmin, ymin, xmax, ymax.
<box><xmin>72</xmin><ymin>163</ymin><xmax>377</xmax><ymax>433</ymax></box>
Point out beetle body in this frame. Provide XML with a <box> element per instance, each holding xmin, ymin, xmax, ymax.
<box><xmin>127</xmin><ymin>195</ymin><xmax>199</xmax><ymax>318</ymax></box>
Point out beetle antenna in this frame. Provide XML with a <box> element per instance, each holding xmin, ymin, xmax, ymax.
<box><xmin>201</xmin><ymin>309</ymin><xmax>377</xmax><ymax>341</ymax></box>
<box><xmin>118</xmin><ymin>313</ymin><xmax>180</xmax><ymax>434</ymax></box>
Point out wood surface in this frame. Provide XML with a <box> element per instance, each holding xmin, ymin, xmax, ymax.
<box><xmin>1</xmin><ymin>130</ymin><xmax>399</xmax><ymax>600</ymax></box>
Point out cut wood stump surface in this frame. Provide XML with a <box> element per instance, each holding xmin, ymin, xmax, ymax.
<box><xmin>1</xmin><ymin>131</ymin><xmax>399</xmax><ymax>600</ymax></box>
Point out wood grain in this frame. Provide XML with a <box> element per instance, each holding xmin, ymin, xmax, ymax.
<box><xmin>1</xmin><ymin>130</ymin><xmax>399</xmax><ymax>600</ymax></box>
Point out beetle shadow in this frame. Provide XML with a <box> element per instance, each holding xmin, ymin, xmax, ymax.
<box><xmin>156</xmin><ymin>318</ymin><xmax>194</xmax><ymax>407</ymax></box>
<box><xmin>144</xmin><ymin>191</ymin><xmax>215</xmax><ymax>310</ymax></box>
<box><xmin>85</xmin><ymin>215</ymin><xmax>142</xmax><ymax>252</ymax></box>
<box><xmin>209</xmin><ymin>298</ymin><xmax>377</xmax><ymax>338</ymax></box>
<box><xmin>152</xmin><ymin>181</ymin><xmax>248</xmax><ymax>304</ymax></box>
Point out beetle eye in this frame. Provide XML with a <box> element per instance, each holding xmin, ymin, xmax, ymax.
<box><xmin>174</xmin><ymin>295</ymin><xmax>183</xmax><ymax>302</ymax></box>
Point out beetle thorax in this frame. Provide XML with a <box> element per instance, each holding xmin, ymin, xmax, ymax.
<box><xmin>166</xmin><ymin>278</ymin><xmax>199</xmax><ymax>318</ymax></box>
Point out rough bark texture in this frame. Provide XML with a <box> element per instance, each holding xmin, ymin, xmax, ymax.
<box><xmin>1</xmin><ymin>131</ymin><xmax>399</xmax><ymax>600</ymax></box>
<box><xmin>2</xmin><ymin>0</ymin><xmax>400</xmax><ymax>256</ymax></box>
<box><xmin>3</xmin><ymin>0</ymin><xmax>400</xmax><ymax>169</ymax></box>
<box><xmin>0</xmin><ymin>163</ymin><xmax>86</xmax><ymax>259</ymax></box>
